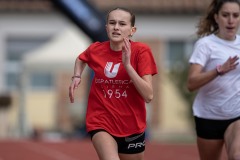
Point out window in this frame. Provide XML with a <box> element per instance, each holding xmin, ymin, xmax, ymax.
<box><xmin>5</xmin><ymin>37</ymin><xmax>50</xmax><ymax>90</ymax></box>
<box><xmin>30</xmin><ymin>72</ymin><xmax>53</xmax><ymax>90</ymax></box>
<box><xmin>167</xmin><ymin>40</ymin><xmax>195</xmax><ymax>71</ymax></box>
<box><xmin>6</xmin><ymin>72</ymin><xmax>20</xmax><ymax>89</ymax></box>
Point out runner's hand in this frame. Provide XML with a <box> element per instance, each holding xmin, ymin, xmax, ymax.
<box><xmin>220</xmin><ymin>55</ymin><xmax>239</xmax><ymax>74</ymax></box>
<box><xmin>69</xmin><ymin>78</ymin><xmax>81</xmax><ymax>103</ymax></box>
<box><xmin>122</xmin><ymin>37</ymin><xmax>131</xmax><ymax>67</ymax></box>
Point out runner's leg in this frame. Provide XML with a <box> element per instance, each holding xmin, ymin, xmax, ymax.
<box><xmin>197</xmin><ymin>137</ymin><xmax>224</xmax><ymax>160</ymax></box>
<box><xmin>119</xmin><ymin>152</ymin><xmax>144</xmax><ymax>160</ymax></box>
<box><xmin>92</xmin><ymin>131</ymin><xmax>120</xmax><ymax>160</ymax></box>
<box><xmin>224</xmin><ymin>120</ymin><xmax>240</xmax><ymax>160</ymax></box>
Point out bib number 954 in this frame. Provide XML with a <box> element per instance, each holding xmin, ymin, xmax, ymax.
<box><xmin>103</xmin><ymin>89</ymin><xmax>127</xmax><ymax>98</ymax></box>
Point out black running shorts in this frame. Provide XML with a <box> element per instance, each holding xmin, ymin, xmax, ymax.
<box><xmin>194</xmin><ymin>116</ymin><xmax>240</xmax><ymax>139</ymax></box>
<box><xmin>89</xmin><ymin>129</ymin><xmax>145</xmax><ymax>154</ymax></box>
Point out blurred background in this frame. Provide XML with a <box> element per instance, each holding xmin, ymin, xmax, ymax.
<box><xmin>0</xmin><ymin>0</ymin><xmax>211</xmax><ymax>159</ymax></box>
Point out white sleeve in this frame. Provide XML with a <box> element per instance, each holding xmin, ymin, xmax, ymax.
<box><xmin>189</xmin><ymin>40</ymin><xmax>210</xmax><ymax>67</ymax></box>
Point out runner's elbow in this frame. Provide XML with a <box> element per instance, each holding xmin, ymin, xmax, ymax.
<box><xmin>145</xmin><ymin>94</ymin><xmax>153</xmax><ymax>103</ymax></box>
<box><xmin>187</xmin><ymin>82</ymin><xmax>197</xmax><ymax>92</ymax></box>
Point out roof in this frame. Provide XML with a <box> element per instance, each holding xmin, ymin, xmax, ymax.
<box><xmin>0</xmin><ymin>0</ymin><xmax>54</xmax><ymax>13</ymax></box>
<box><xmin>88</xmin><ymin>0</ymin><xmax>211</xmax><ymax>14</ymax></box>
<box><xmin>0</xmin><ymin>0</ymin><xmax>210</xmax><ymax>14</ymax></box>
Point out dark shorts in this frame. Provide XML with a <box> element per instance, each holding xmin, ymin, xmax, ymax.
<box><xmin>89</xmin><ymin>129</ymin><xmax>145</xmax><ymax>154</ymax></box>
<box><xmin>194</xmin><ymin>116</ymin><xmax>240</xmax><ymax>139</ymax></box>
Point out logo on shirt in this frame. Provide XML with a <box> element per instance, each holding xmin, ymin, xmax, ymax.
<box><xmin>104</xmin><ymin>62</ymin><xmax>120</xmax><ymax>78</ymax></box>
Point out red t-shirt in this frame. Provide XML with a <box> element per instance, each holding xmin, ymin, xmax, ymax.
<box><xmin>79</xmin><ymin>41</ymin><xmax>157</xmax><ymax>137</ymax></box>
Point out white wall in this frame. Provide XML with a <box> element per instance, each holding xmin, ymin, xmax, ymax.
<box><xmin>0</xmin><ymin>12</ymin><xmax>70</xmax><ymax>92</ymax></box>
<box><xmin>135</xmin><ymin>14</ymin><xmax>200</xmax><ymax>40</ymax></box>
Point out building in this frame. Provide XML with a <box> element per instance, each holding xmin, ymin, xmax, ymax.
<box><xmin>0</xmin><ymin>0</ymin><xmax>210</xmax><ymax>141</ymax></box>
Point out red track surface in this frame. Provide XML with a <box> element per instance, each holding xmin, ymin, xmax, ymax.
<box><xmin>0</xmin><ymin>139</ymin><xmax>199</xmax><ymax>160</ymax></box>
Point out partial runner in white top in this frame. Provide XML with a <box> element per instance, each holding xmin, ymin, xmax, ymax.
<box><xmin>189</xmin><ymin>34</ymin><xmax>240</xmax><ymax>119</ymax></box>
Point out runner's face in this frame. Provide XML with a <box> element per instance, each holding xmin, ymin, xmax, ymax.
<box><xmin>215</xmin><ymin>2</ymin><xmax>240</xmax><ymax>40</ymax></box>
<box><xmin>106</xmin><ymin>10</ymin><xmax>134</xmax><ymax>43</ymax></box>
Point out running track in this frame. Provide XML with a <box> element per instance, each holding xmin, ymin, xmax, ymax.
<box><xmin>0</xmin><ymin>139</ymin><xmax>199</xmax><ymax>160</ymax></box>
